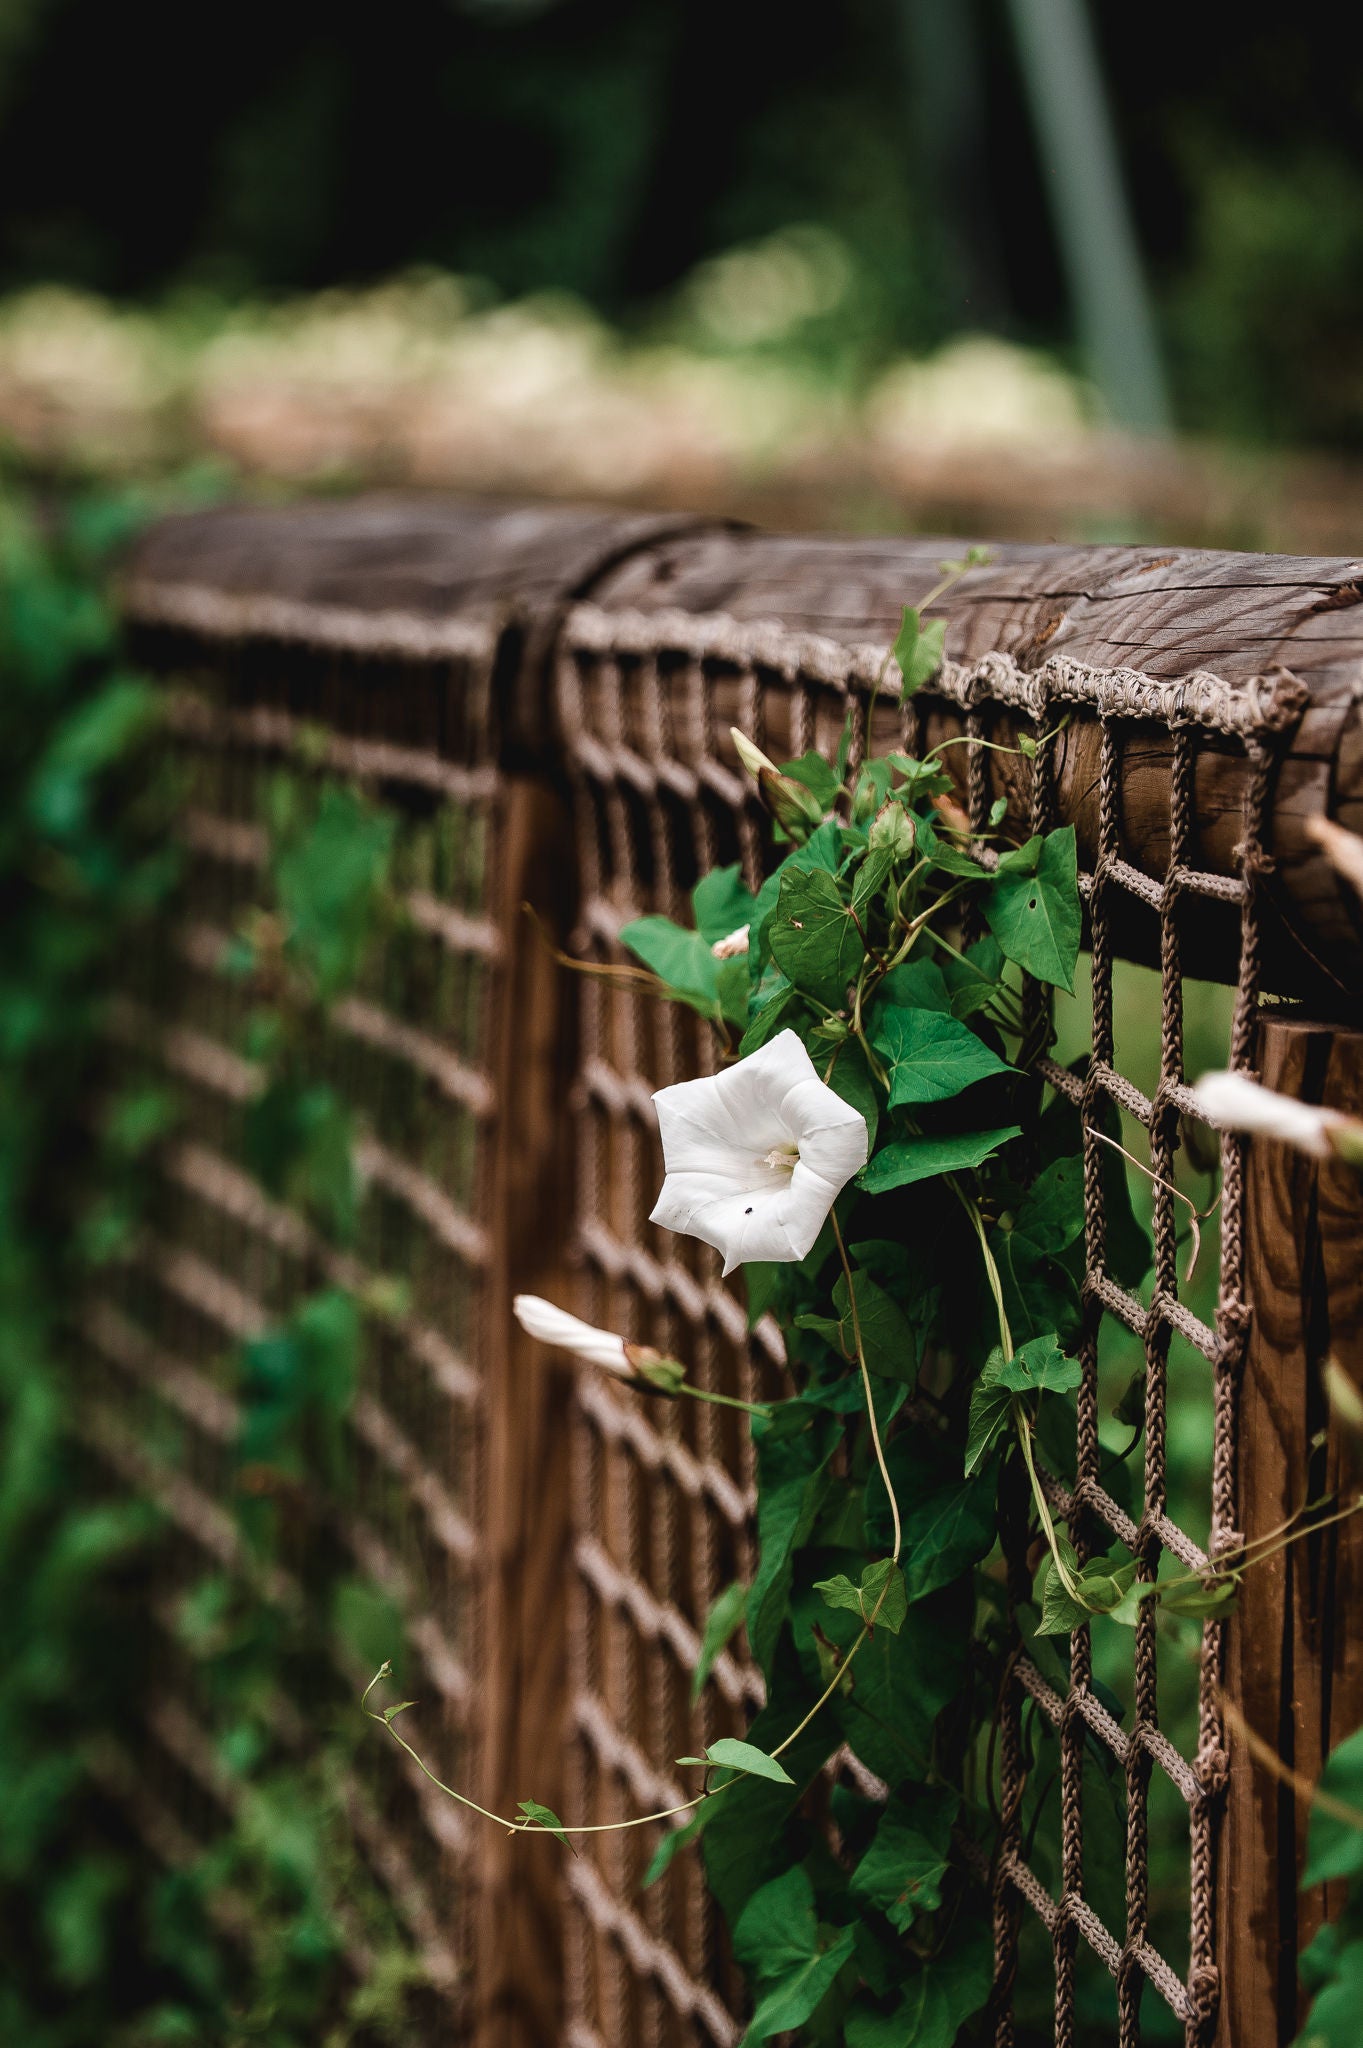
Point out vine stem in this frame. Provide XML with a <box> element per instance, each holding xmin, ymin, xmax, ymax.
<box><xmin>368</xmin><ymin>1223</ymin><xmax>908</xmax><ymax>1822</ymax></box>
<box><xmin>1014</xmin><ymin>1398</ymin><xmax>1083</xmax><ymax>1601</ymax></box>
<box><xmin>831</xmin><ymin>1207</ymin><xmax>902</xmax><ymax>1568</ymax></box>
<box><xmin>956</xmin><ymin>1185</ymin><xmax>1014</xmax><ymax>1362</ymax></box>
<box><xmin>678</xmin><ymin>1383</ymin><xmax>773</xmax><ymax>1419</ymax></box>
<box><xmin>361</xmin><ymin>1666</ymin><xmax>710</xmax><ymax>1839</ymax></box>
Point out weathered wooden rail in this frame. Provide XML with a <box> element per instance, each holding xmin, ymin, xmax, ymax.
<box><xmin>107</xmin><ymin>495</ymin><xmax>1363</xmax><ymax>2048</ymax></box>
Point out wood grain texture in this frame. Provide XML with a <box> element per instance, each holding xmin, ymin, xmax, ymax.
<box><xmin>1217</xmin><ymin>1016</ymin><xmax>1363</xmax><ymax>2048</ymax></box>
<box><xmin>472</xmin><ymin>775</ymin><xmax>580</xmax><ymax>2048</ymax></box>
<box><xmin>124</xmin><ymin>498</ymin><xmax>1363</xmax><ymax>990</ymax></box>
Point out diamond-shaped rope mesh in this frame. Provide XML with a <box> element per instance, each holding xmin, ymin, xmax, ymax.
<box><xmin>556</xmin><ymin>599</ymin><xmax>1306</xmax><ymax>2048</ymax></box>
<box><xmin>105</xmin><ymin>511</ymin><xmax>1327</xmax><ymax>2048</ymax></box>
<box><xmin>83</xmin><ymin>637</ymin><xmax>506</xmax><ymax>2027</ymax></box>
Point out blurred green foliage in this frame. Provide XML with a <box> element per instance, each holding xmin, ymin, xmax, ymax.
<box><xmin>1</xmin><ymin>4</ymin><xmax>1360</xmax><ymax>446</ymax></box>
<box><xmin>0</xmin><ymin>472</ymin><xmax>423</xmax><ymax>2043</ymax></box>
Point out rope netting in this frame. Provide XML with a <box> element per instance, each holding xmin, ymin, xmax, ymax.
<box><xmin>557</xmin><ymin>601</ymin><xmax>1306</xmax><ymax>2047</ymax></box>
<box><xmin>103</xmin><ymin>510</ymin><xmax>1327</xmax><ymax>2047</ymax></box>
<box><xmin>84</xmin><ymin>638</ymin><xmax>507</xmax><ymax>2023</ymax></box>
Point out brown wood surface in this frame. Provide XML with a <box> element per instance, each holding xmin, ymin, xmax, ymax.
<box><xmin>1217</xmin><ymin>1016</ymin><xmax>1363</xmax><ymax>2048</ymax></box>
<box><xmin>125</xmin><ymin>497</ymin><xmax>1363</xmax><ymax>993</ymax></box>
<box><xmin>597</xmin><ymin>529</ymin><xmax>1363</xmax><ymax>996</ymax></box>
<box><xmin>472</xmin><ymin>774</ymin><xmax>580</xmax><ymax>2048</ymax></box>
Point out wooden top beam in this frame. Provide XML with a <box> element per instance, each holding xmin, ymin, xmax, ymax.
<box><xmin>125</xmin><ymin>495</ymin><xmax>1363</xmax><ymax>995</ymax></box>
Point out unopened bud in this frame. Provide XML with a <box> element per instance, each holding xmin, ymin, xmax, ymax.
<box><xmin>759</xmin><ymin>766</ymin><xmax>825</xmax><ymax>840</ymax></box>
<box><xmin>931</xmin><ymin>792</ymin><xmax>972</xmax><ymax>838</ymax></box>
<box><xmin>730</xmin><ymin>729</ymin><xmax>779</xmax><ymax>782</ymax></box>
<box><xmin>1323</xmin><ymin>1356</ymin><xmax>1363</xmax><ymax>1436</ymax></box>
<box><xmin>1307</xmin><ymin>814</ymin><xmax>1363</xmax><ymax>900</ymax></box>
<box><xmin>625</xmin><ymin>1346</ymin><xmax>687</xmax><ymax>1396</ymax></box>
<box><xmin>868</xmin><ymin>799</ymin><xmax>916</xmax><ymax>860</ymax></box>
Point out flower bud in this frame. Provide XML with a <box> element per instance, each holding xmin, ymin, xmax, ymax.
<box><xmin>626</xmin><ymin>1347</ymin><xmax>687</xmax><ymax>1395</ymax></box>
<box><xmin>868</xmin><ymin>799</ymin><xmax>916</xmax><ymax>860</ymax></box>
<box><xmin>931</xmin><ymin>792</ymin><xmax>973</xmax><ymax>838</ymax></box>
<box><xmin>1307</xmin><ymin>814</ymin><xmax>1363</xmax><ymax>900</ymax></box>
<box><xmin>730</xmin><ymin>728</ymin><xmax>779</xmax><ymax>782</ymax></box>
<box><xmin>1190</xmin><ymin>1069</ymin><xmax>1363</xmax><ymax>1167</ymax></box>
<box><xmin>759</xmin><ymin>766</ymin><xmax>825</xmax><ymax>840</ymax></box>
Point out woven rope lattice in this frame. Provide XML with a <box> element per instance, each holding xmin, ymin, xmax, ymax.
<box><xmin>83</xmin><ymin>644</ymin><xmax>504</xmax><ymax>2027</ymax></box>
<box><xmin>557</xmin><ymin>602</ymin><xmax>1291</xmax><ymax>2048</ymax></box>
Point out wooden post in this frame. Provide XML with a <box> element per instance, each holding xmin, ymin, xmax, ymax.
<box><xmin>471</xmin><ymin>774</ymin><xmax>579</xmax><ymax>2048</ymax></box>
<box><xmin>1218</xmin><ymin>1015</ymin><xmax>1363</xmax><ymax>2046</ymax></box>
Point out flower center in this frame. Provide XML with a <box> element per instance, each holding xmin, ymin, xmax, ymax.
<box><xmin>760</xmin><ymin>1140</ymin><xmax>800</xmax><ymax>1177</ymax></box>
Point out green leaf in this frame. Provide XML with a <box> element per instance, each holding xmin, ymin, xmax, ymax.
<box><xmin>641</xmin><ymin>1806</ymin><xmax>710</xmax><ymax>1887</ymax></box>
<box><xmin>814</xmin><ymin>1558</ymin><xmax>907</xmax><ymax>1635</ymax></box>
<box><xmin>844</xmin><ymin>1918</ymin><xmax>992</xmax><ymax>2047</ymax></box>
<box><xmin>876</xmin><ymin>1464</ymin><xmax>999</xmax><ymax>1601</ymax></box>
<box><xmin>859</xmin><ymin>1125</ymin><xmax>1020</xmax><ymax>1195</ymax></box>
<box><xmin>731</xmin><ymin>1865</ymin><xmax>819</xmax><ymax>1981</ymax></box>
<box><xmin>850</xmin><ymin>1785</ymin><xmax>958</xmax><ymax>1931</ymax></box>
<box><xmin>750</xmin><ymin>819</ymin><xmax>847</xmax><ymax>946</ymax></box>
<box><xmin>741</xmin><ymin>980</ymin><xmax>801</xmax><ymax>1054</ymax></box>
<box><xmin>991</xmin><ymin>1216</ymin><xmax>1082</xmax><ymax>1349</ymax></box>
<box><xmin>740</xmin><ymin>1928</ymin><xmax>855</xmax><ymax>2043</ymax></box>
<box><xmin>780</xmin><ymin>749</ymin><xmax>843</xmax><ymax>810</ymax></box>
<box><xmin>893</xmin><ymin>606</ymin><xmax>947</xmax><ymax>695</ymax></box>
<box><xmin>832</xmin><ymin>1270</ymin><xmax>919</xmax><ymax>1385</ymax></box>
<box><xmin>964</xmin><ymin>1349</ymin><xmax>1014</xmax><ymax>1477</ymax></box>
<box><xmin>984</xmin><ymin>825</ymin><xmax>1081</xmax><ymax>991</ymax></box>
<box><xmin>618</xmin><ymin>914</ymin><xmax>719</xmax><ymax>1012</ymax></box>
<box><xmin>872</xmin><ymin>1007</ymin><xmax>1012</xmax><ymax>1107</ymax></box>
<box><xmin>701</xmin><ymin>1737</ymin><xmax>794</xmax><ymax>1786</ymax></box>
<box><xmin>1298</xmin><ymin>1927</ymin><xmax>1363</xmax><ymax>2048</ymax></box>
<box><xmin>768</xmin><ymin>866</ymin><xmax>865</xmax><ymax>1005</ymax></box>
<box><xmin>1035</xmin><ymin>1536</ymin><xmax>1085</xmax><ymax>1636</ymax></box>
<box><xmin>993</xmin><ymin>1334</ymin><xmax>1081</xmax><ymax>1394</ymax></box>
<box><xmin>691</xmin><ymin>1581</ymin><xmax>747</xmax><ymax>1703</ymax></box>
<box><xmin>914</xmin><ymin>809</ymin><xmax>988</xmax><ymax>877</ymax></box>
<box><xmin>851</xmin><ymin>844</ymin><xmax>897</xmax><ymax>916</ymax></box>
<box><xmin>794</xmin><ymin>1581</ymin><xmax>966</xmax><ymax>1791</ymax></box>
<box><xmin>273</xmin><ymin>782</ymin><xmax>394</xmax><ymax>999</ymax></box>
<box><xmin>701</xmin><ymin>1706</ymin><xmax>836</xmax><ymax>1924</ymax></box>
<box><xmin>516</xmin><ymin>1799</ymin><xmax>571</xmax><ymax>1851</ymax></box>
<box><xmin>1304</xmin><ymin>1728</ymin><xmax>1363</xmax><ymax>1886</ymax></box>
<box><xmin>692</xmin><ymin>863</ymin><xmax>756</xmax><ymax>944</ymax></box>
<box><xmin>715</xmin><ymin>954</ymin><xmax>750</xmax><ymax>1029</ymax></box>
<box><xmin>747</xmin><ymin>1411</ymin><xmax>837</xmax><ymax>1670</ymax></box>
<box><xmin>1015</xmin><ymin>1154</ymin><xmax>1086</xmax><ymax>1252</ymax></box>
<box><xmin>822</xmin><ymin>1034</ymin><xmax>880</xmax><ymax>1156</ymax></box>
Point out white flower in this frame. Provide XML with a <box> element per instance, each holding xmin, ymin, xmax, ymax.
<box><xmin>1189</xmin><ymin>1070</ymin><xmax>1363</xmax><ymax>1164</ymax></box>
<box><xmin>513</xmin><ymin>1294</ymin><xmax>630</xmax><ymax>1375</ymax></box>
<box><xmin>711</xmin><ymin>924</ymin><xmax>750</xmax><ymax>960</ymax></box>
<box><xmin>1307</xmin><ymin>814</ymin><xmax>1363</xmax><ymax>900</ymax></box>
<box><xmin>650</xmin><ymin>1029</ymin><xmax>868</xmax><ymax>1275</ymax></box>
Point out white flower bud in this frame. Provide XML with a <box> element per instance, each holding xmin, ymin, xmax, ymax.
<box><xmin>1307</xmin><ymin>814</ymin><xmax>1363</xmax><ymax>901</ymax></box>
<box><xmin>1189</xmin><ymin>1070</ymin><xmax>1358</xmax><ymax>1162</ymax></box>
<box><xmin>730</xmin><ymin>728</ymin><xmax>779</xmax><ymax>782</ymax></box>
<box><xmin>512</xmin><ymin>1295</ymin><xmax>631</xmax><ymax>1374</ymax></box>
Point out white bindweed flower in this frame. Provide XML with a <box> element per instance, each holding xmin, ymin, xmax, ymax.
<box><xmin>650</xmin><ymin>1029</ymin><xmax>868</xmax><ymax>1275</ymax></box>
<box><xmin>711</xmin><ymin>924</ymin><xmax>750</xmax><ymax>959</ymax></box>
<box><xmin>1190</xmin><ymin>1070</ymin><xmax>1363</xmax><ymax>1165</ymax></box>
<box><xmin>1307</xmin><ymin>814</ymin><xmax>1363</xmax><ymax>900</ymax></box>
<box><xmin>513</xmin><ymin>1294</ymin><xmax>631</xmax><ymax>1375</ymax></box>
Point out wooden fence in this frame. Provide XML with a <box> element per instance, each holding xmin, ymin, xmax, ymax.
<box><xmin>107</xmin><ymin>495</ymin><xmax>1363</xmax><ymax>2047</ymax></box>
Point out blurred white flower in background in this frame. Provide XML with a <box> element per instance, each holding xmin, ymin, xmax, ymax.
<box><xmin>1191</xmin><ymin>1069</ymin><xmax>1363</xmax><ymax>1166</ymax></box>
